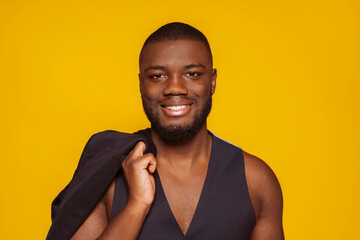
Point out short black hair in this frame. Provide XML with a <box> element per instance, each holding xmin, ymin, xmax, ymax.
<box><xmin>139</xmin><ymin>22</ymin><xmax>213</xmax><ymax>65</ymax></box>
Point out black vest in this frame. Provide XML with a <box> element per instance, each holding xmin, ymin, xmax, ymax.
<box><xmin>111</xmin><ymin>132</ymin><xmax>255</xmax><ymax>240</ymax></box>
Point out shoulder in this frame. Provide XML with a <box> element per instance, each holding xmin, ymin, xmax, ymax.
<box><xmin>211</xmin><ymin>134</ymin><xmax>282</xmax><ymax>205</ymax></box>
<box><xmin>84</xmin><ymin>130</ymin><xmax>133</xmax><ymax>151</ymax></box>
<box><xmin>242</xmin><ymin>151</ymin><xmax>283</xmax><ymax>222</ymax></box>
<box><xmin>242</xmin><ymin>151</ymin><xmax>281</xmax><ymax>192</ymax></box>
<box><xmin>81</xmin><ymin>130</ymin><xmax>145</xmax><ymax>155</ymax></box>
<box><xmin>211</xmin><ymin>134</ymin><xmax>244</xmax><ymax>157</ymax></box>
<box><xmin>76</xmin><ymin>130</ymin><xmax>138</xmax><ymax>168</ymax></box>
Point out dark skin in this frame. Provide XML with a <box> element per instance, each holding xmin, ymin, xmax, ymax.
<box><xmin>71</xmin><ymin>40</ymin><xmax>284</xmax><ymax>239</ymax></box>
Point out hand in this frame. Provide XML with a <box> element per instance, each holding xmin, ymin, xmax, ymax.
<box><xmin>122</xmin><ymin>141</ymin><xmax>157</xmax><ymax>208</ymax></box>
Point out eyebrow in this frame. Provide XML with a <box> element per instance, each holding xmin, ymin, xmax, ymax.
<box><xmin>144</xmin><ymin>65</ymin><xmax>165</xmax><ymax>72</ymax></box>
<box><xmin>185</xmin><ymin>64</ymin><xmax>206</xmax><ymax>70</ymax></box>
<box><xmin>144</xmin><ymin>63</ymin><xmax>207</xmax><ymax>72</ymax></box>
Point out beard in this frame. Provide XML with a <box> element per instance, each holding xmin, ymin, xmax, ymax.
<box><xmin>142</xmin><ymin>93</ymin><xmax>212</xmax><ymax>142</ymax></box>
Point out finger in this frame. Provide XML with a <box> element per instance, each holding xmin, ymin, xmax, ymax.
<box><xmin>147</xmin><ymin>156</ymin><xmax>157</xmax><ymax>173</ymax></box>
<box><xmin>148</xmin><ymin>163</ymin><xmax>156</xmax><ymax>173</ymax></box>
<box><xmin>130</xmin><ymin>141</ymin><xmax>146</xmax><ymax>158</ymax></box>
<box><xmin>134</xmin><ymin>153</ymin><xmax>157</xmax><ymax>170</ymax></box>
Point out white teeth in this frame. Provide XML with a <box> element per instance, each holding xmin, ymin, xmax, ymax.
<box><xmin>166</xmin><ymin>105</ymin><xmax>188</xmax><ymax>110</ymax></box>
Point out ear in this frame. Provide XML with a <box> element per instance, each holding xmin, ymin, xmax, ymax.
<box><xmin>211</xmin><ymin>68</ymin><xmax>217</xmax><ymax>95</ymax></box>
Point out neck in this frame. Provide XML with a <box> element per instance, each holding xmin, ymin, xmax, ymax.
<box><xmin>150</xmin><ymin>124</ymin><xmax>212</xmax><ymax>167</ymax></box>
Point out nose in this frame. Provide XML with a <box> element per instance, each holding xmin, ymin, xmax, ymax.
<box><xmin>163</xmin><ymin>74</ymin><xmax>188</xmax><ymax>96</ymax></box>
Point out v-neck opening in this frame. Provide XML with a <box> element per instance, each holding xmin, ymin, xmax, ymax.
<box><xmin>154</xmin><ymin>132</ymin><xmax>215</xmax><ymax>237</ymax></box>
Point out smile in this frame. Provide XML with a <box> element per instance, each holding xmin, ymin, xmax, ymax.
<box><xmin>165</xmin><ymin>105</ymin><xmax>190</xmax><ymax>110</ymax></box>
<box><xmin>161</xmin><ymin>104</ymin><xmax>192</xmax><ymax>117</ymax></box>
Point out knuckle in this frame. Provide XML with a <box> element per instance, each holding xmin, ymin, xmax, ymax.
<box><xmin>129</xmin><ymin>159</ymin><xmax>138</xmax><ymax>168</ymax></box>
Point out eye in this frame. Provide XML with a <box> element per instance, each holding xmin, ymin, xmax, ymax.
<box><xmin>149</xmin><ymin>73</ymin><xmax>166</xmax><ymax>80</ymax></box>
<box><xmin>186</xmin><ymin>72</ymin><xmax>201</xmax><ymax>78</ymax></box>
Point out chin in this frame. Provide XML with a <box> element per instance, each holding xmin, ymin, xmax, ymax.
<box><xmin>152</xmin><ymin>122</ymin><xmax>201</xmax><ymax>142</ymax></box>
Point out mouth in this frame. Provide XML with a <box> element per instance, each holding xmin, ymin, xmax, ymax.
<box><xmin>160</xmin><ymin>103</ymin><xmax>193</xmax><ymax>117</ymax></box>
<box><xmin>164</xmin><ymin>105</ymin><xmax>191</xmax><ymax>110</ymax></box>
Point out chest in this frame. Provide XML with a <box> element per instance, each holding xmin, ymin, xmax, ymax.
<box><xmin>110</xmin><ymin>138</ymin><xmax>256</xmax><ymax>239</ymax></box>
<box><xmin>157</xmin><ymin>168</ymin><xmax>208</xmax><ymax>235</ymax></box>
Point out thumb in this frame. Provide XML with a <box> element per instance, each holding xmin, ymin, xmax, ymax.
<box><xmin>130</xmin><ymin>141</ymin><xmax>146</xmax><ymax>158</ymax></box>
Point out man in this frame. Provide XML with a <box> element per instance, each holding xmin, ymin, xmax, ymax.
<box><xmin>49</xmin><ymin>22</ymin><xmax>284</xmax><ymax>240</ymax></box>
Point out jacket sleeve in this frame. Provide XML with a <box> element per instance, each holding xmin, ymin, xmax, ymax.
<box><xmin>50</xmin><ymin>133</ymin><xmax>97</xmax><ymax>221</ymax></box>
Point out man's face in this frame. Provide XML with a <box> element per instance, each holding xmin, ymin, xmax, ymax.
<box><xmin>139</xmin><ymin>39</ymin><xmax>217</xmax><ymax>142</ymax></box>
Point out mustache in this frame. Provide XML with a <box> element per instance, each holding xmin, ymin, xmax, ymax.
<box><xmin>157</xmin><ymin>96</ymin><xmax>197</xmax><ymax>104</ymax></box>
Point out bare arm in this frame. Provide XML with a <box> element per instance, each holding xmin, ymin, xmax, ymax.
<box><xmin>70</xmin><ymin>187</ymin><xmax>150</xmax><ymax>240</ymax></box>
<box><xmin>71</xmin><ymin>141</ymin><xmax>157</xmax><ymax>240</ymax></box>
<box><xmin>244</xmin><ymin>151</ymin><xmax>284</xmax><ymax>240</ymax></box>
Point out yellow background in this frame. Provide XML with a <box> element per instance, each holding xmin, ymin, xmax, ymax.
<box><xmin>1</xmin><ymin>0</ymin><xmax>359</xmax><ymax>239</ymax></box>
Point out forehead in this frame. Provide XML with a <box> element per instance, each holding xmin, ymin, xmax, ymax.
<box><xmin>139</xmin><ymin>39</ymin><xmax>212</xmax><ymax>70</ymax></box>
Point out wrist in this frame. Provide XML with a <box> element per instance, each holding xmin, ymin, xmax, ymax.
<box><xmin>126</xmin><ymin>198</ymin><xmax>152</xmax><ymax>215</ymax></box>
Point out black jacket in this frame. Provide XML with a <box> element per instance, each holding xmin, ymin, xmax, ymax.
<box><xmin>46</xmin><ymin>129</ymin><xmax>156</xmax><ymax>240</ymax></box>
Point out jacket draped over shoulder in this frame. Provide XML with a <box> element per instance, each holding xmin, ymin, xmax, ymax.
<box><xmin>46</xmin><ymin>129</ymin><xmax>156</xmax><ymax>240</ymax></box>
